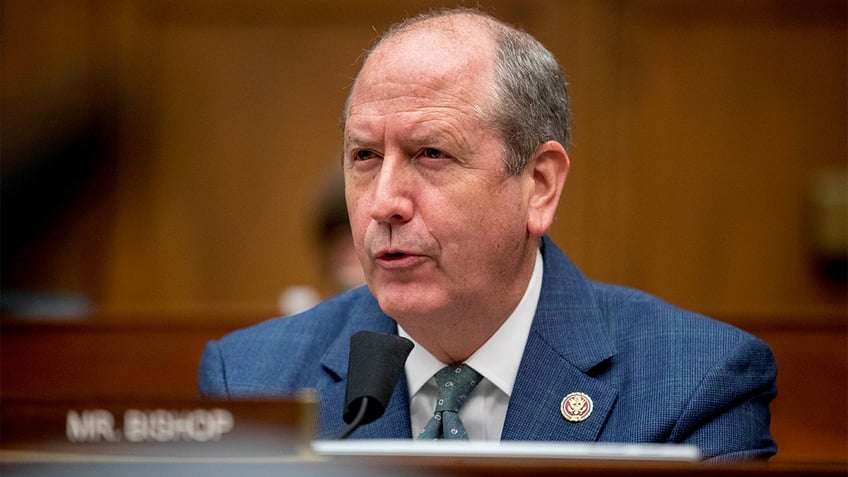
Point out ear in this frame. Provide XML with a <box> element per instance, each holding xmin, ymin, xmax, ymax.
<box><xmin>525</xmin><ymin>140</ymin><xmax>570</xmax><ymax>237</ymax></box>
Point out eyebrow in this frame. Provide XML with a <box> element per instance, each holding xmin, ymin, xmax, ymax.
<box><xmin>343</xmin><ymin>134</ymin><xmax>374</xmax><ymax>149</ymax></box>
<box><xmin>345</xmin><ymin>117</ymin><xmax>475</xmax><ymax>155</ymax></box>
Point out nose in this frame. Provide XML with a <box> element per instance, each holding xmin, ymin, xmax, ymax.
<box><xmin>369</xmin><ymin>157</ymin><xmax>414</xmax><ymax>225</ymax></box>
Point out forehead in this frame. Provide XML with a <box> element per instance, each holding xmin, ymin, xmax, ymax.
<box><xmin>346</xmin><ymin>22</ymin><xmax>497</xmax><ymax>123</ymax></box>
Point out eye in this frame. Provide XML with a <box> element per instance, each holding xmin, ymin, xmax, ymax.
<box><xmin>353</xmin><ymin>149</ymin><xmax>379</xmax><ymax>161</ymax></box>
<box><xmin>420</xmin><ymin>148</ymin><xmax>448</xmax><ymax>159</ymax></box>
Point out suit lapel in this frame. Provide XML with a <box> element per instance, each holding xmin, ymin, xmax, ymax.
<box><xmin>502</xmin><ymin>332</ymin><xmax>617</xmax><ymax>441</ymax></box>
<box><xmin>317</xmin><ymin>291</ymin><xmax>412</xmax><ymax>439</ymax></box>
<box><xmin>502</xmin><ymin>237</ymin><xmax>618</xmax><ymax>442</ymax></box>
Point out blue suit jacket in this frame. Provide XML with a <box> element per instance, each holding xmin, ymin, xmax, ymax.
<box><xmin>199</xmin><ymin>237</ymin><xmax>777</xmax><ymax>461</ymax></box>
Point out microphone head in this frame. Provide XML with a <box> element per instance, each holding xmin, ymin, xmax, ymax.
<box><xmin>343</xmin><ymin>331</ymin><xmax>414</xmax><ymax>425</ymax></box>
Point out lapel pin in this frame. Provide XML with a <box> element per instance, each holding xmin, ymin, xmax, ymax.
<box><xmin>561</xmin><ymin>392</ymin><xmax>593</xmax><ymax>422</ymax></box>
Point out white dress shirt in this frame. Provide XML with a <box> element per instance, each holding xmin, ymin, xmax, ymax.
<box><xmin>398</xmin><ymin>248</ymin><xmax>544</xmax><ymax>440</ymax></box>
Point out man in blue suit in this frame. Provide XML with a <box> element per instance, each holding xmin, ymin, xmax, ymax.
<box><xmin>199</xmin><ymin>8</ymin><xmax>776</xmax><ymax>461</ymax></box>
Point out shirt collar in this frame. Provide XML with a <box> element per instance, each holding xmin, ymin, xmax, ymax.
<box><xmin>399</xmin><ymin>248</ymin><xmax>544</xmax><ymax>397</ymax></box>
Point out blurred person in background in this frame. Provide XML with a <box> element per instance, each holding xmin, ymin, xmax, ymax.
<box><xmin>278</xmin><ymin>167</ymin><xmax>366</xmax><ymax>315</ymax></box>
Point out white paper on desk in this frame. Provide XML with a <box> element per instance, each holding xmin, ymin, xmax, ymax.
<box><xmin>311</xmin><ymin>440</ymin><xmax>701</xmax><ymax>462</ymax></box>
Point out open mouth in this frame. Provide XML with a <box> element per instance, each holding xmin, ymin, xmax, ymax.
<box><xmin>375</xmin><ymin>251</ymin><xmax>421</xmax><ymax>268</ymax></box>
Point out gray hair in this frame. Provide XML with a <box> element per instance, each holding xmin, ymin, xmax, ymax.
<box><xmin>345</xmin><ymin>7</ymin><xmax>570</xmax><ymax>175</ymax></box>
<box><xmin>489</xmin><ymin>19</ymin><xmax>570</xmax><ymax>174</ymax></box>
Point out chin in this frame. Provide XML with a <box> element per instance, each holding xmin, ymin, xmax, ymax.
<box><xmin>374</xmin><ymin>288</ymin><xmax>448</xmax><ymax>322</ymax></box>
<box><xmin>372</xmin><ymin>269</ymin><xmax>465</xmax><ymax>312</ymax></box>
<box><xmin>379</xmin><ymin>300</ymin><xmax>441</xmax><ymax>321</ymax></box>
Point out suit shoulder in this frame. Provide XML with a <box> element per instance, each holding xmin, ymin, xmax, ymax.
<box><xmin>216</xmin><ymin>286</ymin><xmax>369</xmax><ymax>352</ymax></box>
<box><xmin>590</xmin><ymin>281</ymin><xmax>768</xmax><ymax>353</ymax></box>
<box><xmin>204</xmin><ymin>287</ymin><xmax>373</xmax><ymax>395</ymax></box>
<box><xmin>585</xmin><ymin>282</ymin><xmax>776</xmax><ymax>457</ymax></box>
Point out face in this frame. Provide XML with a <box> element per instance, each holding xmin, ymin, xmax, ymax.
<box><xmin>343</xmin><ymin>29</ymin><xmax>538</xmax><ymax>327</ymax></box>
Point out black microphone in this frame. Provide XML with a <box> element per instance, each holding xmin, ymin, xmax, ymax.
<box><xmin>338</xmin><ymin>330</ymin><xmax>414</xmax><ymax>439</ymax></box>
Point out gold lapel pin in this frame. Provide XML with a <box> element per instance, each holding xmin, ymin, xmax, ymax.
<box><xmin>560</xmin><ymin>392</ymin><xmax>593</xmax><ymax>422</ymax></box>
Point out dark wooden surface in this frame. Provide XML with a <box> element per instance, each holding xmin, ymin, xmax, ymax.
<box><xmin>2</xmin><ymin>309</ymin><xmax>845</xmax><ymax>465</ymax></box>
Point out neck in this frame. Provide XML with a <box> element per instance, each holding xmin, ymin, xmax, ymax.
<box><xmin>403</xmin><ymin>315</ymin><xmax>507</xmax><ymax>364</ymax></box>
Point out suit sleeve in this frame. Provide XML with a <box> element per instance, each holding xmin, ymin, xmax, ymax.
<box><xmin>198</xmin><ymin>340</ymin><xmax>231</xmax><ymax>398</ymax></box>
<box><xmin>671</xmin><ymin>335</ymin><xmax>778</xmax><ymax>461</ymax></box>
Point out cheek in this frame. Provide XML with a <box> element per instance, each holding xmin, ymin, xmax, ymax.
<box><xmin>348</xmin><ymin>214</ymin><xmax>369</xmax><ymax>249</ymax></box>
<box><xmin>466</xmin><ymin>183</ymin><xmax>525</xmax><ymax>227</ymax></box>
<box><xmin>344</xmin><ymin>189</ymin><xmax>368</xmax><ymax>235</ymax></box>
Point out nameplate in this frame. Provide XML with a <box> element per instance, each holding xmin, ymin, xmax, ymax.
<box><xmin>0</xmin><ymin>393</ymin><xmax>317</xmax><ymax>461</ymax></box>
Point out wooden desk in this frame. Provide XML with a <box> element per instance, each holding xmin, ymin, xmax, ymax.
<box><xmin>0</xmin><ymin>451</ymin><xmax>845</xmax><ymax>476</ymax></box>
<box><xmin>1</xmin><ymin>309</ymin><xmax>846</xmax><ymax>465</ymax></box>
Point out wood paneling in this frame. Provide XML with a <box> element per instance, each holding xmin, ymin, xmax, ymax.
<box><xmin>749</xmin><ymin>326</ymin><xmax>847</xmax><ymax>463</ymax></box>
<box><xmin>545</xmin><ymin>0</ymin><xmax>847</xmax><ymax>316</ymax></box>
<box><xmin>2</xmin><ymin>0</ymin><xmax>845</xmax><ymax>316</ymax></box>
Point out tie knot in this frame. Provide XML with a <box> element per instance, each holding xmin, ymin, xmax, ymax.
<box><xmin>433</xmin><ymin>364</ymin><xmax>481</xmax><ymax>413</ymax></box>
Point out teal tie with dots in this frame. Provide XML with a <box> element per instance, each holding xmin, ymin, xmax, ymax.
<box><xmin>417</xmin><ymin>364</ymin><xmax>482</xmax><ymax>440</ymax></box>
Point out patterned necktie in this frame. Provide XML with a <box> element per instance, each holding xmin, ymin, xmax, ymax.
<box><xmin>418</xmin><ymin>364</ymin><xmax>482</xmax><ymax>440</ymax></box>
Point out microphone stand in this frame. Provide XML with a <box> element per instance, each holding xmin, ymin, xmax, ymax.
<box><xmin>337</xmin><ymin>396</ymin><xmax>371</xmax><ymax>439</ymax></box>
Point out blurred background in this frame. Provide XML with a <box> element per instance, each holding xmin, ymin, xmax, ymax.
<box><xmin>1</xmin><ymin>0</ymin><xmax>846</xmax><ymax>464</ymax></box>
